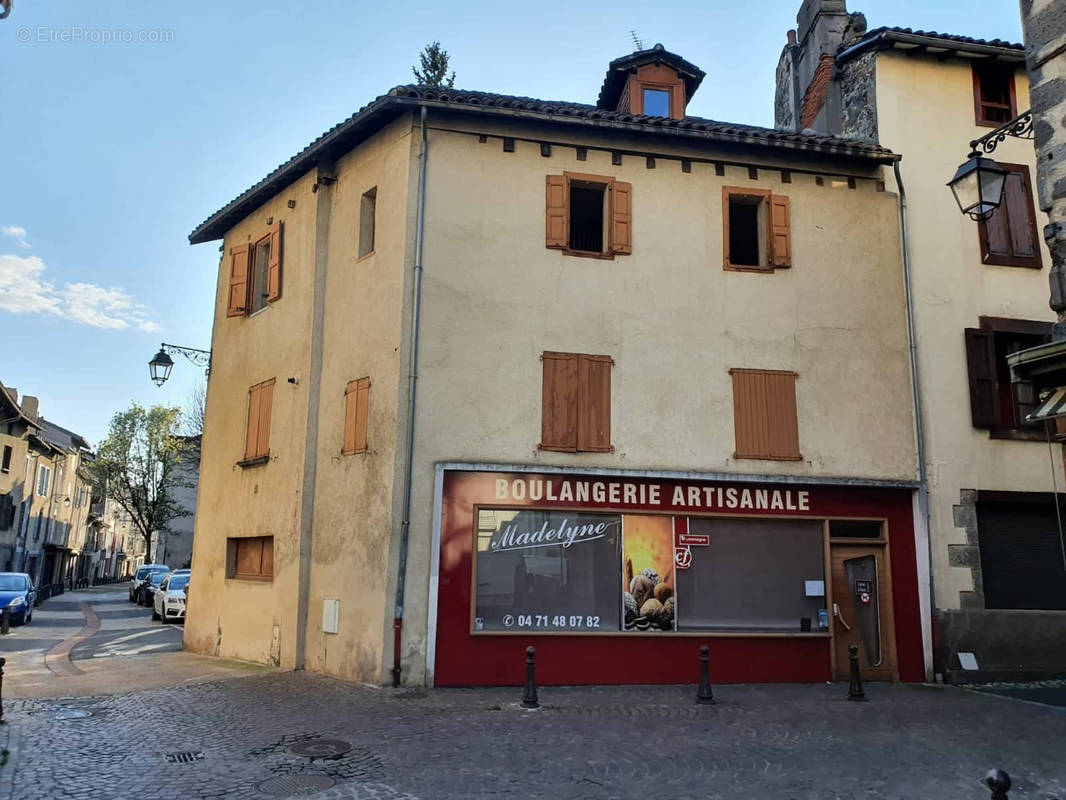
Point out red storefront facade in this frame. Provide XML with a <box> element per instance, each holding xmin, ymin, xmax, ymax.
<box><xmin>430</xmin><ymin>468</ymin><xmax>926</xmax><ymax>686</ymax></box>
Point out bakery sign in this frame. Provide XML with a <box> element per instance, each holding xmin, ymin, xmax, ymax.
<box><xmin>492</xmin><ymin>476</ymin><xmax>813</xmax><ymax>514</ymax></box>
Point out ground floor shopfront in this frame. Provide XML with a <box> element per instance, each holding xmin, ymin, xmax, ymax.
<box><xmin>430</xmin><ymin>468</ymin><xmax>926</xmax><ymax>686</ymax></box>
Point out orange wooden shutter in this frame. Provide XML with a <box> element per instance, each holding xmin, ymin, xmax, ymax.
<box><xmin>256</xmin><ymin>380</ymin><xmax>274</xmax><ymax>458</ymax></box>
<box><xmin>611</xmin><ymin>181</ymin><xmax>633</xmax><ymax>255</ymax></box>
<box><xmin>267</xmin><ymin>221</ymin><xmax>282</xmax><ymax>302</ymax></box>
<box><xmin>260</xmin><ymin>537</ymin><xmax>274</xmax><ymax>577</ymax></box>
<box><xmin>730</xmin><ymin>369</ymin><xmax>800</xmax><ymax>460</ymax></box>
<box><xmin>769</xmin><ymin>194</ymin><xmax>791</xmax><ymax>268</ymax></box>
<box><xmin>545</xmin><ymin>175</ymin><xmax>567</xmax><ymax>249</ymax></box>
<box><xmin>244</xmin><ymin>383</ymin><xmax>262</xmax><ymax>460</ymax></box>
<box><xmin>343</xmin><ymin>382</ymin><xmax>358</xmax><ymax>454</ymax></box>
<box><xmin>235</xmin><ymin>537</ymin><xmax>263</xmax><ymax>577</ymax></box>
<box><xmin>227</xmin><ymin>244</ymin><xmax>250</xmax><ymax>317</ymax></box>
<box><xmin>344</xmin><ymin>377</ymin><xmax>370</xmax><ymax>454</ymax></box>
<box><xmin>541</xmin><ymin>352</ymin><xmax>578</xmax><ymax>450</ymax></box>
<box><xmin>577</xmin><ymin>355</ymin><xmax>612</xmax><ymax>451</ymax></box>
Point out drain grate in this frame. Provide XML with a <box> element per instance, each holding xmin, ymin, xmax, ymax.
<box><xmin>289</xmin><ymin>738</ymin><xmax>352</xmax><ymax>760</ymax></box>
<box><xmin>256</xmin><ymin>773</ymin><xmax>335</xmax><ymax>796</ymax></box>
<box><xmin>164</xmin><ymin>751</ymin><xmax>205</xmax><ymax>764</ymax></box>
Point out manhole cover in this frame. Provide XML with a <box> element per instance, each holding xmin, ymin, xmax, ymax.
<box><xmin>52</xmin><ymin>708</ymin><xmax>91</xmax><ymax>720</ymax></box>
<box><xmin>164</xmin><ymin>751</ymin><xmax>205</xmax><ymax>764</ymax></box>
<box><xmin>289</xmin><ymin>738</ymin><xmax>352</xmax><ymax>759</ymax></box>
<box><xmin>256</xmin><ymin>773</ymin><xmax>335</xmax><ymax>796</ymax></box>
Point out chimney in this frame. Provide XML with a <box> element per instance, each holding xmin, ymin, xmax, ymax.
<box><xmin>6</xmin><ymin>388</ymin><xmax>17</xmax><ymax>405</ymax></box>
<box><xmin>21</xmin><ymin>395</ymin><xmax>39</xmax><ymax>423</ymax></box>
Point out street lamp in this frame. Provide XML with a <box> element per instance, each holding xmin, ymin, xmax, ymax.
<box><xmin>947</xmin><ymin>151</ymin><xmax>1007</xmax><ymax>222</ymax></box>
<box><xmin>148</xmin><ymin>343</ymin><xmax>211</xmax><ymax>387</ymax></box>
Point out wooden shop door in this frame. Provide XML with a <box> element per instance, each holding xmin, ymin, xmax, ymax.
<box><xmin>830</xmin><ymin>545</ymin><xmax>897</xmax><ymax>681</ymax></box>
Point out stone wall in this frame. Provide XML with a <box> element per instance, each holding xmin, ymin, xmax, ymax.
<box><xmin>837</xmin><ymin>50</ymin><xmax>878</xmax><ymax>143</ymax></box>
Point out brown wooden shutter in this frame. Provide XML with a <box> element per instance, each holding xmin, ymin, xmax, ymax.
<box><xmin>235</xmin><ymin>538</ymin><xmax>263</xmax><ymax>577</ymax></box>
<box><xmin>983</xmin><ymin>197</ymin><xmax>1013</xmax><ymax>262</ymax></box>
<box><xmin>344</xmin><ymin>377</ymin><xmax>370</xmax><ymax>454</ymax></box>
<box><xmin>1004</xmin><ymin>171</ymin><xmax>1037</xmax><ymax>261</ymax></box>
<box><xmin>227</xmin><ymin>244</ymin><xmax>250</xmax><ymax>317</ymax></box>
<box><xmin>260</xmin><ymin>537</ymin><xmax>274</xmax><ymax>577</ymax></box>
<box><xmin>577</xmin><ymin>355</ymin><xmax>612</xmax><ymax>451</ymax></box>
<box><xmin>730</xmin><ymin>369</ymin><xmax>800</xmax><ymax>460</ymax></box>
<box><xmin>541</xmin><ymin>352</ymin><xmax>578</xmax><ymax>451</ymax></box>
<box><xmin>979</xmin><ymin>164</ymin><xmax>1042</xmax><ymax>268</ymax></box>
<box><xmin>256</xmin><ymin>379</ymin><xmax>274</xmax><ymax>458</ymax></box>
<box><xmin>545</xmin><ymin>175</ymin><xmax>567</xmax><ymax>249</ymax></box>
<box><xmin>611</xmin><ymin>181</ymin><xmax>632</xmax><ymax>255</ymax></box>
<box><xmin>245</xmin><ymin>383</ymin><xmax>262</xmax><ymax>460</ymax></box>
<box><xmin>267</xmin><ymin>221</ymin><xmax>282</xmax><ymax>302</ymax></box>
<box><xmin>964</xmin><ymin>328</ymin><xmax>998</xmax><ymax>428</ymax></box>
<box><xmin>769</xmin><ymin>194</ymin><xmax>791</xmax><ymax>268</ymax></box>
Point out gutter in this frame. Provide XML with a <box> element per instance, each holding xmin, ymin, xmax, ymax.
<box><xmin>893</xmin><ymin>159</ymin><xmax>935</xmax><ymax>678</ymax></box>
<box><xmin>392</xmin><ymin>105</ymin><xmax>429</xmax><ymax>687</ymax></box>
<box><xmin>837</xmin><ymin>30</ymin><xmax>1025</xmax><ymax>66</ymax></box>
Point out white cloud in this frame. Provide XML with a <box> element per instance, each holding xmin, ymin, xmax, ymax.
<box><xmin>0</xmin><ymin>253</ymin><xmax>159</xmax><ymax>332</ymax></box>
<box><xmin>2</xmin><ymin>226</ymin><xmax>30</xmax><ymax>249</ymax></box>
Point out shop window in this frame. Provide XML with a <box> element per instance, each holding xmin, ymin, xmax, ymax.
<box><xmin>1</xmin><ymin>445</ymin><xmax>10</xmax><ymax>473</ymax></box>
<box><xmin>972</xmin><ymin>63</ymin><xmax>1016</xmax><ymax>127</ymax></box>
<box><xmin>641</xmin><ymin>88</ymin><xmax>671</xmax><ymax>117</ymax></box>
<box><xmin>241</xmin><ymin>378</ymin><xmax>275</xmax><ymax>465</ymax></box>
<box><xmin>723</xmin><ymin>187</ymin><xmax>791</xmax><ymax>270</ymax></box>
<box><xmin>227</xmin><ymin>221</ymin><xmax>282</xmax><ymax>318</ymax></box>
<box><xmin>730</xmin><ymin>368</ymin><xmax>801</xmax><ymax>460</ymax></box>
<box><xmin>965</xmin><ymin>317</ymin><xmax>1051</xmax><ymax>440</ymax></box>
<box><xmin>545</xmin><ymin>173</ymin><xmax>632</xmax><ymax>257</ymax></box>
<box><xmin>978</xmin><ymin>163</ymin><xmax>1041</xmax><ymax>268</ymax></box>
<box><xmin>36</xmin><ymin>464</ymin><xmax>50</xmax><ymax>497</ymax></box>
<box><xmin>227</xmin><ymin>535</ymin><xmax>274</xmax><ymax>581</ymax></box>
<box><xmin>359</xmin><ymin>187</ymin><xmax>376</xmax><ymax>258</ymax></box>
<box><xmin>677</xmin><ymin>518</ymin><xmax>826</xmax><ymax>632</ymax></box>
<box><xmin>540</xmin><ymin>352</ymin><xmax>612</xmax><ymax>453</ymax></box>
<box><xmin>342</xmin><ymin>377</ymin><xmax>370</xmax><ymax>455</ymax></box>
<box><xmin>977</xmin><ymin>496</ymin><xmax>1066</xmax><ymax>610</ymax></box>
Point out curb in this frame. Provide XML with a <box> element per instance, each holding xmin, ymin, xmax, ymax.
<box><xmin>44</xmin><ymin>602</ymin><xmax>100</xmax><ymax>677</ymax></box>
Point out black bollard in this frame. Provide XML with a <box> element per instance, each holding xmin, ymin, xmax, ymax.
<box><xmin>697</xmin><ymin>645</ymin><xmax>716</xmax><ymax>705</ymax></box>
<box><xmin>521</xmin><ymin>646</ymin><xmax>539</xmax><ymax>709</ymax></box>
<box><xmin>847</xmin><ymin>644</ymin><xmax>866</xmax><ymax>701</ymax></box>
<box><xmin>0</xmin><ymin>656</ymin><xmax>6</xmax><ymax>724</ymax></box>
<box><xmin>982</xmin><ymin>769</ymin><xmax>1011</xmax><ymax>799</ymax></box>
<box><xmin>1</xmin><ymin>608</ymin><xmax>9</xmax><ymax>636</ymax></box>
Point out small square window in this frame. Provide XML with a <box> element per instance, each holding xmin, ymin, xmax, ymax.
<box><xmin>642</xmin><ymin>88</ymin><xmax>671</xmax><ymax>117</ymax></box>
<box><xmin>973</xmin><ymin>64</ymin><xmax>1016</xmax><ymax>126</ymax></box>
<box><xmin>250</xmin><ymin>238</ymin><xmax>271</xmax><ymax>314</ymax></box>
<box><xmin>569</xmin><ymin>180</ymin><xmax>607</xmax><ymax>254</ymax></box>
<box><xmin>359</xmin><ymin>187</ymin><xmax>376</xmax><ymax>258</ymax></box>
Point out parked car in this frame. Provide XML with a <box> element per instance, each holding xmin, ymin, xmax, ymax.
<box><xmin>137</xmin><ymin>568</ymin><xmax>170</xmax><ymax>607</ymax></box>
<box><xmin>129</xmin><ymin>565</ymin><xmax>169</xmax><ymax>601</ymax></box>
<box><xmin>152</xmin><ymin>572</ymin><xmax>189</xmax><ymax>623</ymax></box>
<box><xmin>0</xmin><ymin>573</ymin><xmax>36</xmax><ymax>625</ymax></box>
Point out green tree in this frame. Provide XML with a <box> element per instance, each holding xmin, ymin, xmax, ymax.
<box><xmin>90</xmin><ymin>403</ymin><xmax>193</xmax><ymax>560</ymax></box>
<box><xmin>412</xmin><ymin>41</ymin><xmax>455</xmax><ymax>88</ymax></box>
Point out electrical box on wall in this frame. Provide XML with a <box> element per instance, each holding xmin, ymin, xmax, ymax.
<box><xmin>322</xmin><ymin>598</ymin><xmax>340</xmax><ymax>634</ymax></box>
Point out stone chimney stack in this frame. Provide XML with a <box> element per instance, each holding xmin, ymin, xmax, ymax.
<box><xmin>21</xmin><ymin>395</ymin><xmax>39</xmax><ymax>424</ymax></box>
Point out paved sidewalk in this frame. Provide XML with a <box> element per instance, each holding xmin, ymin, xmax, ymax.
<box><xmin>4</xmin><ymin>673</ymin><xmax>1066</xmax><ymax>800</ymax></box>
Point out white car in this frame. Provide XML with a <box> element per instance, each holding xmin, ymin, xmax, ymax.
<box><xmin>152</xmin><ymin>572</ymin><xmax>189</xmax><ymax>623</ymax></box>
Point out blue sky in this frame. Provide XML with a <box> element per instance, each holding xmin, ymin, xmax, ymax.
<box><xmin>0</xmin><ymin>1</ymin><xmax>1025</xmax><ymax>446</ymax></box>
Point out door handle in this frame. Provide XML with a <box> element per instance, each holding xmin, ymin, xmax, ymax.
<box><xmin>833</xmin><ymin>602</ymin><xmax>852</xmax><ymax>631</ymax></box>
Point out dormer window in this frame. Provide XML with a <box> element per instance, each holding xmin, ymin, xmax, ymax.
<box><xmin>642</xmin><ymin>88</ymin><xmax>671</xmax><ymax>117</ymax></box>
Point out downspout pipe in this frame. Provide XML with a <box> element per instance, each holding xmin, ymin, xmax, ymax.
<box><xmin>893</xmin><ymin>159</ymin><xmax>935</xmax><ymax>674</ymax></box>
<box><xmin>393</xmin><ymin>105</ymin><xmax>428</xmax><ymax>687</ymax></box>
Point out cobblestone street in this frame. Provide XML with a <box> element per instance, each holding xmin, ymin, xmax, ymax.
<box><xmin>5</xmin><ymin>670</ymin><xmax>1066</xmax><ymax>800</ymax></box>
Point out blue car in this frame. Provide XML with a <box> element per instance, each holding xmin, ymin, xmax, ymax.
<box><xmin>0</xmin><ymin>573</ymin><xmax>35</xmax><ymax>625</ymax></box>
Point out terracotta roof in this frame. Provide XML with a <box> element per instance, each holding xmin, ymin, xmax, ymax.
<box><xmin>837</xmin><ymin>26</ymin><xmax>1025</xmax><ymax>64</ymax></box>
<box><xmin>189</xmin><ymin>85</ymin><xmax>897</xmax><ymax>244</ymax></box>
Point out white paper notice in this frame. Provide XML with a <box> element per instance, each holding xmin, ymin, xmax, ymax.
<box><xmin>804</xmin><ymin>580</ymin><xmax>825</xmax><ymax>597</ymax></box>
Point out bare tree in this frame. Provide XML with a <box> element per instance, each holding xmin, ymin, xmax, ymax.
<box><xmin>183</xmin><ymin>378</ymin><xmax>207</xmax><ymax>436</ymax></box>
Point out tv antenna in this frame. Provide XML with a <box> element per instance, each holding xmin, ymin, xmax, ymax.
<box><xmin>630</xmin><ymin>30</ymin><xmax>644</xmax><ymax>51</ymax></box>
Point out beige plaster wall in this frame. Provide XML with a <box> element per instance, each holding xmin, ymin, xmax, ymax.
<box><xmin>184</xmin><ymin>169</ymin><xmax>320</xmax><ymax>668</ymax></box>
<box><xmin>875</xmin><ymin>51</ymin><xmax>1059</xmax><ymax>610</ymax></box>
<box><xmin>304</xmin><ymin>116</ymin><xmax>415</xmax><ymax>683</ymax></box>
<box><xmin>398</xmin><ymin>118</ymin><xmax>919</xmax><ymax>683</ymax></box>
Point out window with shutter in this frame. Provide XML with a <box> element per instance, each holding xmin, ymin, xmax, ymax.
<box><xmin>227</xmin><ymin>221</ymin><xmax>284</xmax><ymax>319</ymax></box>
<box><xmin>965</xmin><ymin>318</ymin><xmax>1052</xmax><ymax>440</ymax></box>
<box><xmin>723</xmin><ymin>188</ymin><xmax>791</xmax><ymax>271</ymax></box>
<box><xmin>242</xmin><ymin>378</ymin><xmax>275</xmax><ymax>464</ymax></box>
<box><xmin>540</xmin><ymin>351</ymin><xmax>612</xmax><ymax>452</ymax></box>
<box><xmin>267</xmin><ymin>221</ymin><xmax>282</xmax><ymax>301</ymax></box>
<box><xmin>978</xmin><ymin>164</ymin><xmax>1041</xmax><ymax>268</ymax></box>
<box><xmin>227</xmin><ymin>535</ymin><xmax>274</xmax><ymax>580</ymax></box>
<box><xmin>730</xmin><ymin>369</ymin><xmax>801</xmax><ymax>460</ymax></box>
<box><xmin>545</xmin><ymin>173</ymin><xmax>633</xmax><ymax>258</ymax></box>
<box><xmin>972</xmin><ymin>63</ymin><xmax>1016</xmax><ymax>127</ymax></box>
<box><xmin>227</xmin><ymin>244</ymin><xmax>250</xmax><ymax>317</ymax></box>
<box><xmin>343</xmin><ymin>377</ymin><xmax>371</xmax><ymax>455</ymax></box>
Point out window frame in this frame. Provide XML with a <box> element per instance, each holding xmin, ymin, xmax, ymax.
<box><xmin>972</xmin><ymin>63</ymin><xmax>1017</xmax><ymax>128</ymax></box>
<box><xmin>722</xmin><ymin>187</ymin><xmax>791</xmax><ymax>272</ymax></box>
<box><xmin>1</xmin><ymin>445</ymin><xmax>11</xmax><ymax>474</ymax></box>
<box><xmin>36</xmin><ymin>464</ymin><xmax>51</xmax><ymax>497</ymax></box>
<box><xmin>226</xmin><ymin>221</ymin><xmax>282</xmax><ymax>319</ymax></box>
<box><xmin>977</xmin><ymin>162</ymin><xmax>1042</xmax><ymax>269</ymax></box>
<box><xmin>358</xmin><ymin>187</ymin><xmax>377</xmax><ymax>260</ymax></box>
<box><xmin>639</xmin><ymin>85</ymin><xmax>673</xmax><ymax>117</ymax></box>
<box><xmin>249</xmin><ymin>233</ymin><xmax>272</xmax><ymax>315</ymax></box>
<box><xmin>226</xmin><ymin>535</ymin><xmax>274</xmax><ymax>582</ymax></box>
<box><xmin>546</xmin><ymin>172</ymin><xmax>632</xmax><ymax>260</ymax></box>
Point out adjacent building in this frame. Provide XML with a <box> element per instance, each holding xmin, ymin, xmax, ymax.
<box><xmin>775</xmin><ymin>0</ymin><xmax>1063</xmax><ymax>676</ymax></box>
<box><xmin>186</xmin><ymin>38</ymin><xmax>931</xmax><ymax>685</ymax></box>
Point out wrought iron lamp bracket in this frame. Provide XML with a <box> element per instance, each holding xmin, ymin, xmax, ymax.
<box><xmin>968</xmin><ymin>109</ymin><xmax>1034</xmax><ymax>156</ymax></box>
